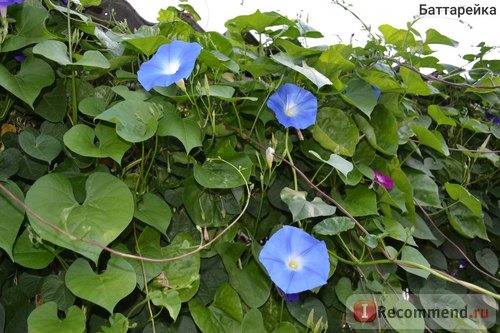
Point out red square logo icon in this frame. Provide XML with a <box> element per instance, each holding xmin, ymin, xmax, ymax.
<box><xmin>353</xmin><ymin>300</ymin><xmax>377</xmax><ymax>322</ymax></box>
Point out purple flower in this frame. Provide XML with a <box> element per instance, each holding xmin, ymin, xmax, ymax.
<box><xmin>373</xmin><ymin>169</ymin><xmax>394</xmax><ymax>190</ymax></box>
<box><xmin>266</xmin><ymin>83</ymin><xmax>318</xmax><ymax>129</ymax></box>
<box><xmin>259</xmin><ymin>225</ymin><xmax>329</xmax><ymax>294</ymax></box>
<box><xmin>137</xmin><ymin>40</ymin><xmax>202</xmax><ymax>91</ymax></box>
<box><xmin>485</xmin><ymin>113</ymin><xmax>500</xmax><ymax>125</ymax></box>
<box><xmin>13</xmin><ymin>51</ymin><xmax>25</xmax><ymax>62</ymax></box>
<box><xmin>0</xmin><ymin>0</ymin><xmax>21</xmax><ymax>17</ymax></box>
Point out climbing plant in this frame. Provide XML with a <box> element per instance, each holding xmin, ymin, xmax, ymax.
<box><xmin>0</xmin><ymin>0</ymin><xmax>499</xmax><ymax>332</ymax></box>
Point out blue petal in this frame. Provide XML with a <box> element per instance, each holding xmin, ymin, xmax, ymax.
<box><xmin>137</xmin><ymin>41</ymin><xmax>202</xmax><ymax>91</ymax></box>
<box><xmin>259</xmin><ymin>226</ymin><xmax>330</xmax><ymax>294</ymax></box>
<box><xmin>266</xmin><ymin>83</ymin><xmax>317</xmax><ymax>129</ymax></box>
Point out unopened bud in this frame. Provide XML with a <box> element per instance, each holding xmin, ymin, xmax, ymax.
<box><xmin>266</xmin><ymin>147</ymin><xmax>275</xmax><ymax>169</ymax></box>
<box><xmin>176</xmin><ymin>79</ymin><xmax>186</xmax><ymax>92</ymax></box>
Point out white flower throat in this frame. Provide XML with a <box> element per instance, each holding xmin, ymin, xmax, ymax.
<box><xmin>284</xmin><ymin>100</ymin><xmax>298</xmax><ymax>117</ymax></box>
<box><xmin>164</xmin><ymin>60</ymin><xmax>180</xmax><ymax>75</ymax></box>
<box><xmin>287</xmin><ymin>255</ymin><xmax>302</xmax><ymax>270</ymax></box>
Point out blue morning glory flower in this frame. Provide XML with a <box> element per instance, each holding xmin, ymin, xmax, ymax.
<box><xmin>485</xmin><ymin>113</ymin><xmax>500</xmax><ymax>125</ymax></box>
<box><xmin>259</xmin><ymin>225</ymin><xmax>329</xmax><ymax>294</ymax></box>
<box><xmin>0</xmin><ymin>0</ymin><xmax>21</xmax><ymax>17</ymax></box>
<box><xmin>137</xmin><ymin>40</ymin><xmax>202</xmax><ymax>91</ymax></box>
<box><xmin>266</xmin><ymin>83</ymin><xmax>318</xmax><ymax>129</ymax></box>
<box><xmin>371</xmin><ymin>85</ymin><xmax>381</xmax><ymax>100</ymax></box>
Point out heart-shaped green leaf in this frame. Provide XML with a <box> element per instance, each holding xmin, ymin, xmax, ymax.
<box><xmin>475</xmin><ymin>248</ymin><xmax>498</xmax><ymax>275</ymax></box>
<box><xmin>96</xmin><ymin>100</ymin><xmax>162</xmax><ymax>143</ymax></box>
<box><xmin>193</xmin><ymin>154</ymin><xmax>252</xmax><ymax>189</ymax></box>
<box><xmin>0</xmin><ymin>56</ymin><xmax>54</xmax><ymax>108</ymax></box>
<box><xmin>18</xmin><ymin>131</ymin><xmax>62</xmax><ymax>163</ymax></box>
<box><xmin>157</xmin><ymin>108</ymin><xmax>202</xmax><ymax>154</ymax></box>
<box><xmin>189</xmin><ymin>283</ymin><xmax>243</xmax><ymax>333</ymax></box>
<box><xmin>25</xmin><ymin>172</ymin><xmax>134</xmax><ymax>263</ymax></box>
<box><xmin>313</xmin><ymin>217</ymin><xmax>355</xmax><ymax>236</ymax></box>
<box><xmin>63</xmin><ymin>123</ymin><xmax>131</xmax><ymax>164</ymax></box>
<box><xmin>13</xmin><ymin>229</ymin><xmax>55</xmax><ymax>269</ymax></box>
<box><xmin>134</xmin><ymin>193</ymin><xmax>172</xmax><ymax>235</ymax></box>
<box><xmin>0</xmin><ymin>181</ymin><xmax>25</xmax><ymax>260</ymax></box>
<box><xmin>27</xmin><ymin>302</ymin><xmax>86</xmax><ymax>333</ymax></box>
<box><xmin>399</xmin><ymin>245</ymin><xmax>430</xmax><ymax>278</ymax></box>
<box><xmin>280</xmin><ymin>187</ymin><xmax>336</xmax><ymax>222</ymax></box>
<box><xmin>311</xmin><ymin>107</ymin><xmax>359</xmax><ymax>157</ymax></box>
<box><xmin>33</xmin><ymin>40</ymin><xmax>110</xmax><ymax>68</ymax></box>
<box><xmin>65</xmin><ymin>256</ymin><xmax>136</xmax><ymax>314</ymax></box>
<box><xmin>342</xmin><ymin>78</ymin><xmax>378</xmax><ymax>117</ymax></box>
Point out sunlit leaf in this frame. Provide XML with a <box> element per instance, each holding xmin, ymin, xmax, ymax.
<box><xmin>280</xmin><ymin>187</ymin><xmax>336</xmax><ymax>222</ymax></box>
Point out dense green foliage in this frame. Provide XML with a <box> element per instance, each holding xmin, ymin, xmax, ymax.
<box><xmin>0</xmin><ymin>0</ymin><xmax>499</xmax><ymax>332</ymax></box>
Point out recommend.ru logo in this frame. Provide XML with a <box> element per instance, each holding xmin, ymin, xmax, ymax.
<box><xmin>346</xmin><ymin>293</ymin><xmax>497</xmax><ymax>331</ymax></box>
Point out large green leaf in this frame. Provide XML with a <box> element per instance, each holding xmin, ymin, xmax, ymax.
<box><xmin>425</xmin><ymin>28</ymin><xmax>458</xmax><ymax>46</ymax></box>
<box><xmin>399</xmin><ymin>245</ymin><xmax>431</xmax><ymax>278</ymax></box>
<box><xmin>1</xmin><ymin>6</ymin><xmax>51</xmax><ymax>52</ymax></box>
<box><xmin>400</xmin><ymin>67</ymin><xmax>439</xmax><ymax>95</ymax></box>
<box><xmin>63</xmin><ymin>123</ymin><xmax>131</xmax><ymax>164</ymax></box>
<box><xmin>27</xmin><ymin>302</ymin><xmax>85</xmax><ymax>333</ymax></box>
<box><xmin>428</xmin><ymin>105</ymin><xmax>456</xmax><ymax>126</ymax></box>
<box><xmin>33</xmin><ymin>40</ymin><xmax>110</xmax><ymax>68</ymax></box>
<box><xmin>150</xmin><ymin>289</ymin><xmax>182</xmax><ymax>321</ymax></box>
<box><xmin>123</xmin><ymin>36</ymin><xmax>170</xmax><ymax>56</ymax></box>
<box><xmin>444</xmin><ymin>183</ymin><xmax>482</xmax><ymax>216</ymax></box>
<box><xmin>271</xmin><ymin>53</ymin><xmax>332</xmax><ymax>89</ymax></box>
<box><xmin>217</xmin><ymin>243</ymin><xmax>271</xmax><ymax>308</ymax></box>
<box><xmin>334</xmin><ymin>186</ymin><xmax>378</xmax><ymax>217</ymax></box>
<box><xmin>13</xmin><ymin>229</ymin><xmax>55</xmax><ymax>269</ymax></box>
<box><xmin>25</xmin><ymin>172</ymin><xmax>134</xmax><ymax>263</ymax></box>
<box><xmin>18</xmin><ymin>131</ymin><xmax>62</xmax><ymax>163</ymax></box>
<box><xmin>34</xmin><ymin>80</ymin><xmax>68</xmax><ymax>122</ymax></box>
<box><xmin>0</xmin><ymin>56</ymin><xmax>54</xmax><ymax>108</ymax></box>
<box><xmin>411</xmin><ymin>125</ymin><xmax>450</xmax><ymax>156</ymax></box>
<box><xmin>342</xmin><ymin>78</ymin><xmax>379</xmax><ymax>117</ymax></box>
<box><xmin>382</xmin><ymin>295</ymin><xmax>425</xmax><ymax>332</ymax></box>
<box><xmin>313</xmin><ymin>217</ymin><xmax>355</xmax><ymax>236</ymax></box>
<box><xmin>447</xmin><ymin>203</ymin><xmax>488</xmax><ymax>240</ymax></box>
<box><xmin>379</xmin><ymin>24</ymin><xmax>415</xmax><ymax>49</ymax></box>
<box><xmin>280</xmin><ymin>187</ymin><xmax>336</xmax><ymax>222</ymax></box>
<box><xmin>184</xmin><ymin>179</ymin><xmax>241</xmax><ymax>227</ymax></box>
<box><xmin>225</xmin><ymin>10</ymin><xmax>293</xmax><ymax>33</ymax></box>
<box><xmin>286</xmin><ymin>297</ymin><xmax>328</xmax><ymax>330</ymax></box>
<box><xmin>41</xmin><ymin>275</ymin><xmax>75</xmax><ymax>311</ymax></box>
<box><xmin>0</xmin><ymin>181</ymin><xmax>25</xmax><ymax>260</ymax></box>
<box><xmin>0</xmin><ymin>148</ymin><xmax>21</xmax><ymax>181</ymax></box>
<box><xmin>65</xmin><ymin>256</ymin><xmax>136</xmax><ymax>313</ymax></box>
<box><xmin>159</xmin><ymin>233</ymin><xmax>201</xmax><ymax>302</ymax></box>
<box><xmin>406</xmin><ymin>171</ymin><xmax>442</xmax><ymax>208</ymax></box>
<box><xmin>242</xmin><ymin>308</ymin><xmax>266</xmax><ymax>333</ymax></box>
<box><xmin>189</xmin><ymin>283</ymin><xmax>243</xmax><ymax>333</ymax></box>
<box><xmin>96</xmin><ymin>100</ymin><xmax>162</xmax><ymax>143</ymax></box>
<box><xmin>475</xmin><ymin>248</ymin><xmax>498</xmax><ymax>275</ymax></box>
<box><xmin>308</xmin><ymin>150</ymin><xmax>353</xmax><ymax>177</ymax></box>
<box><xmin>194</xmin><ymin>154</ymin><xmax>252</xmax><ymax>189</ymax></box>
<box><xmin>311</xmin><ymin>107</ymin><xmax>359</xmax><ymax>157</ymax></box>
<box><xmin>316</xmin><ymin>45</ymin><xmax>355</xmax><ymax>76</ymax></box>
<box><xmin>157</xmin><ymin>107</ymin><xmax>202</xmax><ymax>153</ymax></box>
<box><xmin>134</xmin><ymin>193</ymin><xmax>172</xmax><ymax>236</ymax></box>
